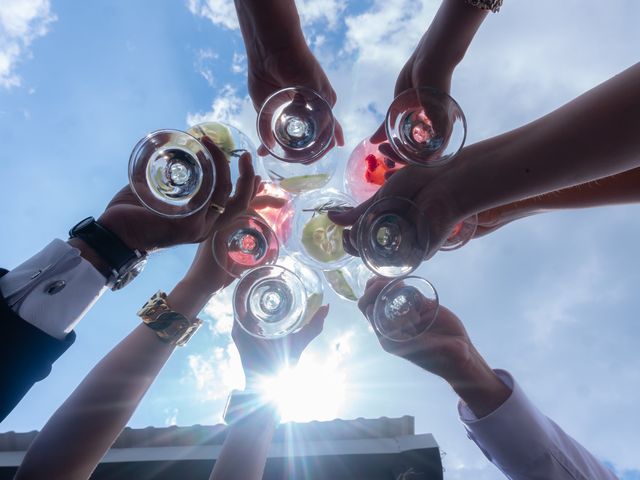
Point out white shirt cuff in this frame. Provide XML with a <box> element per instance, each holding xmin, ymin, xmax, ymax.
<box><xmin>458</xmin><ymin>369</ymin><xmax>617</xmax><ymax>479</ymax></box>
<box><xmin>0</xmin><ymin>239</ymin><xmax>107</xmax><ymax>340</ymax></box>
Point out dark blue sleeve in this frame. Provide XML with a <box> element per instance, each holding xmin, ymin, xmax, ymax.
<box><xmin>0</xmin><ymin>269</ymin><xmax>75</xmax><ymax>422</ymax></box>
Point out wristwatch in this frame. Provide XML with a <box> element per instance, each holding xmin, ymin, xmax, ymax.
<box><xmin>223</xmin><ymin>389</ymin><xmax>280</xmax><ymax>425</ymax></box>
<box><xmin>69</xmin><ymin>216</ymin><xmax>147</xmax><ymax>291</ymax></box>
<box><xmin>137</xmin><ymin>291</ymin><xmax>202</xmax><ymax>346</ymax></box>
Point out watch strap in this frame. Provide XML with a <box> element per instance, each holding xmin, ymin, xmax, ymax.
<box><xmin>69</xmin><ymin>217</ymin><xmax>142</xmax><ymax>273</ymax></box>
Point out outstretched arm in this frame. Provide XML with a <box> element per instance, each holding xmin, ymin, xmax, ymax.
<box><xmin>233</xmin><ymin>0</ymin><xmax>343</xmax><ymax>152</ymax></box>
<box><xmin>474</xmin><ymin>166</ymin><xmax>640</xmax><ymax>237</ymax></box>
<box><xmin>358</xmin><ymin>278</ymin><xmax>618</xmax><ymax>479</ymax></box>
<box><xmin>209</xmin><ymin>305</ymin><xmax>328</xmax><ymax>480</ymax></box>
<box><xmin>15</xmin><ymin>156</ymin><xmax>258</xmax><ymax>480</ymax></box>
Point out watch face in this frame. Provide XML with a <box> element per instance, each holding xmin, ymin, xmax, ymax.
<box><xmin>111</xmin><ymin>256</ymin><xmax>148</xmax><ymax>291</ymax></box>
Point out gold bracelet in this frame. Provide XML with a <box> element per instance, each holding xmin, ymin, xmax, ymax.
<box><xmin>137</xmin><ymin>291</ymin><xmax>202</xmax><ymax>347</ymax></box>
<box><xmin>465</xmin><ymin>0</ymin><xmax>503</xmax><ymax>13</ymax></box>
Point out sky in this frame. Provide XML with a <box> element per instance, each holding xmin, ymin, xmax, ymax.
<box><xmin>1</xmin><ymin>0</ymin><xmax>640</xmax><ymax>478</ymax></box>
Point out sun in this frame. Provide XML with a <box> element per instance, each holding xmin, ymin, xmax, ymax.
<box><xmin>260</xmin><ymin>353</ymin><xmax>347</xmax><ymax>423</ymax></box>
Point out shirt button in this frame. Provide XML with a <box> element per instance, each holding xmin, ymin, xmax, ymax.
<box><xmin>45</xmin><ymin>280</ymin><xmax>66</xmax><ymax>295</ymax></box>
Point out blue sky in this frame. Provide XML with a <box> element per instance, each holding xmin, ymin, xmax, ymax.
<box><xmin>1</xmin><ymin>0</ymin><xmax>640</xmax><ymax>478</ymax></box>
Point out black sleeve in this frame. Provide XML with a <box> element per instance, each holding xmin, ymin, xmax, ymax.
<box><xmin>0</xmin><ymin>269</ymin><xmax>76</xmax><ymax>422</ymax></box>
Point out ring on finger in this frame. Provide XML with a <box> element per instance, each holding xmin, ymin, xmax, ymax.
<box><xmin>210</xmin><ymin>202</ymin><xmax>225</xmax><ymax>214</ymax></box>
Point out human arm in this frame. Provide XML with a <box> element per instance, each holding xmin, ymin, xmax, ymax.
<box><xmin>15</xmin><ymin>156</ymin><xmax>258</xmax><ymax>480</ymax></box>
<box><xmin>473</xmin><ymin>166</ymin><xmax>640</xmax><ymax>237</ymax></box>
<box><xmin>209</xmin><ymin>305</ymin><xmax>329</xmax><ymax>480</ymax></box>
<box><xmin>357</xmin><ymin>278</ymin><xmax>618</xmax><ymax>479</ymax></box>
<box><xmin>233</xmin><ymin>0</ymin><xmax>344</xmax><ymax>153</ymax></box>
<box><xmin>333</xmin><ymin>63</ymin><xmax>640</xmax><ymax>258</ymax></box>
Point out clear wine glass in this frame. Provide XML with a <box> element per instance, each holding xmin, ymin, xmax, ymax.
<box><xmin>257</xmin><ymin>87</ymin><xmax>336</xmax><ymax>164</ymax></box>
<box><xmin>385</xmin><ymin>87</ymin><xmax>466</xmax><ymax>167</ymax></box>
<box><xmin>324</xmin><ymin>258</ymin><xmax>374</xmax><ymax>302</ymax></box>
<box><xmin>128</xmin><ymin>129</ymin><xmax>216</xmax><ymax>217</ymax></box>
<box><xmin>233</xmin><ymin>259</ymin><xmax>323</xmax><ymax>339</ymax></box>
<box><xmin>373</xmin><ymin>276</ymin><xmax>439</xmax><ymax>342</ymax></box>
<box><xmin>260</xmin><ymin>150</ymin><xmax>336</xmax><ymax>196</ymax></box>
<box><xmin>187</xmin><ymin>121</ymin><xmax>257</xmax><ymax>192</ymax></box>
<box><xmin>356</xmin><ymin>197</ymin><xmax>429</xmax><ymax>277</ymax></box>
<box><xmin>280</xmin><ymin>189</ymin><xmax>355</xmax><ymax>271</ymax></box>
<box><xmin>212</xmin><ymin>214</ymin><xmax>280</xmax><ymax>278</ymax></box>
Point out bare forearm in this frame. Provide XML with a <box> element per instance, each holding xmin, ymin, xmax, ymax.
<box><xmin>16</xmin><ymin>283</ymin><xmax>206</xmax><ymax>480</ymax></box>
<box><xmin>448</xmin><ymin>348</ymin><xmax>510</xmax><ymax>419</ymax></box>
<box><xmin>234</xmin><ymin>0</ymin><xmax>306</xmax><ymax>60</ymax></box>
<box><xmin>209</xmin><ymin>407</ymin><xmax>278</xmax><ymax>480</ymax></box>
<box><xmin>452</xmin><ymin>63</ymin><xmax>640</xmax><ymax>217</ymax></box>
<box><xmin>418</xmin><ymin>0</ymin><xmax>488</xmax><ymax>71</ymax></box>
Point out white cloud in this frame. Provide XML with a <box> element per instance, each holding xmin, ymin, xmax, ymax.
<box><xmin>187</xmin><ymin>343</ymin><xmax>244</xmax><ymax>401</ymax></box>
<box><xmin>186</xmin><ymin>0</ymin><xmax>238</xmax><ymax>30</ymax></box>
<box><xmin>195</xmin><ymin>48</ymin><xmax>218</xmax><ymax>86</ymax></box>
<box><xmin>187</xmin><ymin>0</ymin><xmax>346</xmax><ymax>30</ymax></box>
<box><xmin>230</xmin><ymin>52</ymin><xmax>246</xmax><ymax>74</ymax></box>
<box><xmin>0</xmin><ymin>0</ymin><xmax>56</xmax><ymax>88</ymax></box>
<box><xmin>202</xmin><ymin>285</ymin><xmax>234</xmax><ymax>335</ymax></box>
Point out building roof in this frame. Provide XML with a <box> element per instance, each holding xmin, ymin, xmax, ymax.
<box><xmin>0</xmin><ymin>416</ymin><xmax>442</xmax><ymax>479</ymax></box>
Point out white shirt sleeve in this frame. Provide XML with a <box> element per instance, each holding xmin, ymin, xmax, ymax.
<box><xmin>458</xmin><ymin>370</ymin><xmax>617</xmax><ymax>480</ymax></box>
<box><xmin>0</xmin><ymin>239</ymin><xmax>107</xmax><ymax>340</ymax></box>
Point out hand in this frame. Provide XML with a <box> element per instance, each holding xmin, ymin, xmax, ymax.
<box><xmin>358</xmin><ymin>278</ymin><xmax>510</xmax><ymax>417</ymax></box>
<box><xmin>98</xmin><ymin>139</ymin><xmax>251</xmax><ymax>253</ymax></box>
<box><xmin>357</xmin><ymin>278</ymin><xmax>475</xmax><ymax>382</ymax></box>
<box><xmin>232</xmin><ymin>305</ymin><xmax>329</xmax><ymax>385</ymax></box>
<box><xmin>330</xmin><ymin>160</ymin><xmax>466</xmax><ymax>260</ymax></box>
<box><xmin>248</xmin><ymin>45</ymin><xmax>344</xmax><ymax>156</ymax></box>
<box><xmin>473</xmin><ymin>202</ymin><xmax>542</xmax><ymax>239</ymax></box>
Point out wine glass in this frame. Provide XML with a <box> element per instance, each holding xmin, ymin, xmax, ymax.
<box><xmin>356</xmin><ymin>197</ymin><xmax>429</xmax><ymax>278</ymax></box>
<box><xmin>187</xmin><ymin>121</ymin><xmax>257</xmax><ymax>192</ymax></box>
<box><xmin>324</xmin><ymin>258</ymin><xmax>374</xmax><ymax>302</ymax></box>
<box><xmin>260</xmin><ymin>149</ymin><xmax>336</xmax><ymax>196</ymax></box>
<box><xmin>128</xmin><ymin>129</ymin><xmax>216</xmax><ymax>217</ymax></box>
<box><xmin>257</xmin><ymin>87</ymin><xmax>336</xmax><ymax>164</ymax></box>
<box><xmin>373</xmin><ymin>277</ymin><xmax>439</xmax><ymax>342</ymax></box>
<box><xmin>212</xmin><ymin>214</ymin><xmax>280</xmax><ymax>278</ymax></box>
<box><xmin>233</xmin><ymin>259</ymin><xmax>323</xmax><ymax>339</ymax></box>
<box><xmin>344</xmin><ymin>137</ymin><xmax>404</xmax><ymax>203</ymax></box>
<box><xmin>280</xmin><ymin>189</ymin><xmax>355</xmax><ymax>271</ymax></box>
<box><xmin>385</xmin><ymin>87</ymin><xmax>466</xmax><ymax>167</ymax></box>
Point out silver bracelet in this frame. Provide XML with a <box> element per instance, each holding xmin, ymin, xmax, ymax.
<box><xmin>465</xmin><ymin>0</ymin><xmax>503</xmax><ymax>13</ymax></box>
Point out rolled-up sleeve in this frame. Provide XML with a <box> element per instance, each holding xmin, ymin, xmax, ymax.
<box><xmin>458</xmin><ymin>370</ymin><xmax>617</xmax><ymax>479</ymax></box>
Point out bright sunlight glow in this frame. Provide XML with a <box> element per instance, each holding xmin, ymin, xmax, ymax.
<box><xmin>261</xmin><ymin>352</ymin><xmax>348</xmax><ymax>423</ymax></box>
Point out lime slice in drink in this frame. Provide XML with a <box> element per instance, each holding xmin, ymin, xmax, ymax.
<box><xmin>279</xmin><ymin>174</ymin><xmax>330</xmax><ymax>194</ymax></box>
<box><xmin>301</xmin><ymin>213</ymin><xmax>346</xmax><ymax>264</ymax></box>
<box><xmin>324</xmin><ymin>270</ymin><xmax>357</xmax><ymax>301</ymax></box>
<box><xmin>188</xmin><ymin>122</ymin><xmax>236</xmax><ymax>161</ymax></box>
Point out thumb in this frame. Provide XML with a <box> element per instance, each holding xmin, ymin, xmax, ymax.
<box><xmin>328</xmin><ymin>197</ymin><xmax>374</xmax><ymax>226</ymax></box>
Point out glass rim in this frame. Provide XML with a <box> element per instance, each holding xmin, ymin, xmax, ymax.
<box><xmin>127</xmin><ymin>128</ymin><xmax>215</xmax><ymax>218</ymax></box>
<box><xmin>256</xmin><ymin>86</ymin><xmax>336</xmax><ymax>164</ymax></box>
<box><xmin>384</xmin><ymin>86</ymin><xmax>467</xmax><ymax>168</ymax></box>
<box><xmin>211</xmin><ymin>213</ymin><xmax>280</xmax><ymax>278</ymax></box>
<box><xmin>373</xmin><ymin>276</ymin><xmax>440</xmax><ymax>342</ymax></box>
<box><xmin>232</xmin><ymin>264</ymin><xmax>307</xmax><ymax>340</ymax></box>
<box><xmin>357</xmin><ymin>196</ymin><xmax>429</xmax><ymax>277</ymax></box>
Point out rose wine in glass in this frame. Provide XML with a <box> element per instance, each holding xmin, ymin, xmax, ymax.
<box><xmin>356</xmin><ymin>197</ymin><xmax>429</xmax><ymax>278</ymax></box>
<box><xmin>129</xmin><ymin>129</ymin><xmax>216</xmax><ymax>217</ymax></box>
<box><xmin>373</xmin><ymin>276</ymin><xmax>439</xmax><ymax>342</ymax></box>
<box><xmin>212</xmin><ymin>214</ymin><xmax>280</xmax><ymax>278</ymax></box>
<box><xmin>257</xmin><ymin>87</ymin><xmax>336</xmax><ymax>164</ymax></box>
<box><xmin>233</xmin><ymin>261</ymin><xmax>323</xmax><ymax>339</ymax></box>
<box><xmin>385</xmin><ymin>87</ymin><xmax>466</xmax><ymax>167</ymax></box>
